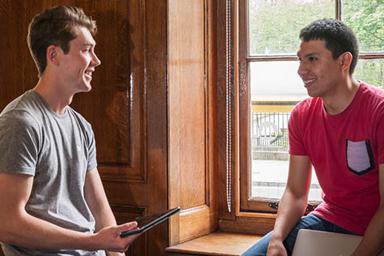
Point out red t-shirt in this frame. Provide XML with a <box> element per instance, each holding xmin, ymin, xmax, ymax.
<box><xmin>289</xmin><ymin>82</ymin><xmax>384</xmax><ymax>234</ymax></box>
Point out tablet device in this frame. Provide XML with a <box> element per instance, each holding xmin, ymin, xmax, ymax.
<box><xmin>120</xmin><ymin>207</ymin><xmax>181</xmax><ymax>237</ymax></box>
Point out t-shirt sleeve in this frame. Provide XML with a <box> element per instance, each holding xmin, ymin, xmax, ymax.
<box><xmin>288</xmin><ymin>105</ymin><xmax>307</xmax><ymax>156</ymax></box>
<box><xmin>376</xmin><ymin>108</ymin><xmax>384</xmax><ymax>165</ymax></box>
<box><xmin>84</xmin><ymin>122</ymin><xmax>97</xmax><ymax>172</ymax></box>
<box><xmin>0</xmin><ymin>112</ymin><xmax>40</xmax><ymax>175</ymax></box>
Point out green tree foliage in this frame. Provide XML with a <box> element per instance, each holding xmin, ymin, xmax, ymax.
<box><xmin>249</xmin><ymin>0</ymin><xmax>334</xmax><ymax>55</ymax></box>
<box><xmin>343</xmin><ymin>0</ymin><xmax>384</xmax><ymax>87</ymax></box>
<box><xmin>248</xmin><ymin>0</ymin><xmax>384</xmax><ymax>87</ymax></box>
<box><xmin>343</xmin><ymin>0</ymin><xmax>384</xmax><ymax>52</ymax></box>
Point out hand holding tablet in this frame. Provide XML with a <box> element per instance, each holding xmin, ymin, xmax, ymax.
<box><xmin>120</xmin><ymin>207</ymin><xmax>181</xmax><ymax>237</ymax></box>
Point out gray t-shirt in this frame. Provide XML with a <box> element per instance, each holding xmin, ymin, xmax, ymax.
<box><xmin>0</xmin><ymin>90</ymin><xmax>105</xmax><ymax>256</ymax></box>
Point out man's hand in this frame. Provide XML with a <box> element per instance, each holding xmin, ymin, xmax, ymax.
<box><xmin>84</xmin><ymin>170</ymin><xmax>141</xmax><ymax>253</ymax></box>
<box><xmin>267</xmin><ymin>238</ymin><xmax>288</xmax><ymax>256</ymax></box>
<box><xmin>93</xmin><ymin>222</ymin><xmax>140</xmax><ymax>253</ymax></box>
<box><xmin>107</xmin><ymin>252</ymin><xmax>125</xmax><ymax>256</ymax></box>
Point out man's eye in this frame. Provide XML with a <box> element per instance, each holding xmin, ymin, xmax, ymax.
<box><xmin>309</xmin><ymin>56</ymin><xmax>317</xmax><ymax>62</ymax></box>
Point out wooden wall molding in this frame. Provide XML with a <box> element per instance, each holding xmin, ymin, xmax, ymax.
<box><xmin>0</xmin><ymin>0</ymin><xmax>169</xmax><ymax>255</ymax></box>
<box><xmin>168</xmin><ymin>0</ymin><xmax>218</xmax><ymax>246</ymax></box>
<box><xmin>71</xmin><ymin>0</ymin><xmax>147</xmax><ymax>184</ymax></box>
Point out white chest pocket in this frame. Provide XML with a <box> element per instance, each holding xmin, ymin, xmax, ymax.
<box><xmin>346</xmin><ymin>139</ymin><xmax>375</xmax><ymax>175</ymax></box>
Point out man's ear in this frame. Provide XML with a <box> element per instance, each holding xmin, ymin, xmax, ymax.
<box><xmin>339</xmin><ymin>52</ymin><xmax>353</xmax><ymax>73</ymax></box>
<box><xmin>46</xmin><ymin>45</ymin><xmax>60</xmax><ymax>65</ymax></box>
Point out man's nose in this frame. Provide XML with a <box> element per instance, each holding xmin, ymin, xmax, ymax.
<box><xmin>297</xmin><ymin>61</ymin><xmax>307</xmax><ymax>77</ymax></box>
<box><xmin>92</xmin><ymin>52</ymin><xmax>101</xmax><ymax>67</ymax></box>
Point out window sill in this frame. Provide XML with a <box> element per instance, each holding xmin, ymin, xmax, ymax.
<box><xmin>166</xmin><ymin>232</ymin><xmax>261</xmax><ymax>256</ymax></box>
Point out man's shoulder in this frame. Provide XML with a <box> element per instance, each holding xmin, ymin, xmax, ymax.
<box><xmin>360</xmin><ymin>81</ymin><xmax>384</xmax><ymax>99</ymax></box>
<box><xmin>292</xmin><ymin>97</ymin><xmax>322</xmax><ymax>115</ymax></box>
<box><xmin>358</xmin><ymin>82</ymin><xmax>384</xmax><ymax>113</ymax></box>
<box><xmin>0</xmin><ymin>91</ymin><xmax>43</xmax><ymax>121</ymax></box>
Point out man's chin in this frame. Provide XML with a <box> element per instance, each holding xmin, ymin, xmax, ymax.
<box><xmin>79</xmin><ymin>83</ymin><xmax>92</xmax><ymax>93</ymax></box>
<box><xmin>306</xmin><ymin>88</ymin><xmax>317</xmax><ymax>98</ymax></box>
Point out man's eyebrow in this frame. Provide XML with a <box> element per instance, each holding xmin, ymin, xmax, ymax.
<box><xmin>82</xmin><ymin>42</ymin><xmax>96</xmax><ymax>47</ymax></box>
<box><xmin>297</xmin><ymin>52</ymin><xmax>319</xmax><ymax>59</ymax></box>
<box><xmin>306</xmin><ymin>52</ymin><xmax>319</xmax><ymax>56</ymax></box>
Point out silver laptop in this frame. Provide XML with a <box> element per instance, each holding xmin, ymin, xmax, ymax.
<box><xmin>292</xmin><ymin>229</ymin><xmax>384</xmax><ymax>256</ymax></box>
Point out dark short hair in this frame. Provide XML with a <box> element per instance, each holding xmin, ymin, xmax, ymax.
<box><xmin>27</xmin><ymin>5</ymin><xmax>97</xmax><ymax>77</ymax></box>
<box><xmin>299</xmin><ymin>18</ymin><xmax>359</xmax><ymax>75</ymax></box>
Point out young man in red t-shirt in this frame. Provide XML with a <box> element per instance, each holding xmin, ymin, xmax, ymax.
<box><xmin>244</xmin><ymin>19</ymin><xmax>384</xmax><ymax>256</ymax></box>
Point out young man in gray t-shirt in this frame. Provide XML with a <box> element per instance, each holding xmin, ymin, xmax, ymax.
<box><xmin>0</xmin><ymin>6</ymin><xmax>139</xmax><ymax>256</ymax></box>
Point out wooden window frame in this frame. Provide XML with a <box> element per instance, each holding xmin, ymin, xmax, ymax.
<box><xmin>238</xmin><ymin>0</ymin><xmax>303</xmax><ymax>213</ymax></box>
<box><xmin>217</xmin><ymin>0</ymin><xmax>384</xmax><ymax>234</ymax></box>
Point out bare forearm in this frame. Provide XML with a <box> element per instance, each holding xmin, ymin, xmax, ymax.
<box><xmin>84</xmin><ymin>169</ymin><xmax>117</xmax><ymax>231</ymax></box>
<box><xmin>0</xmin><ymin>211</ymin><xmax>139</xmax><ymax>253</ymax></box>
<box><xmin>90</xmin><ymin>199</ymin><xmax>124</xmax><ymax>255</ymax></box>
<box><xmin>84</xmin><ymin>169</ymin><xmax>129</xmax><ymax>256</ymax></box>
<box><xmin>0</xmin><ymin>212</ymin><xmax>97</xmax><ymax>251</ymax></box>
<box><xmin>352</xmin><ymin>207</ymin><xmax>384</xmax><ymax>256</ymax></box>
<box><xmin>271</xmin><ymin>189</ymin><xmax>308</xmax><ymax>241</ymax></box>
<box><xmin>92</xmin><ymin>202</ymin><xmax>117</xmax><ymax>231</ymax></box>
<box><xmin>0</xmin><ymin>172</ymin><xmax>136</xmax><ymax>253</ymax></box>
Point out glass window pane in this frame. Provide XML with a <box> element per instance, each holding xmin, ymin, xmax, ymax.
<box><xmin>250</xmin><ymin>61</ymin><xmax>307</xmax><ymax>100</ymax></box>
<box><xmin>249</xmin><ymin>61</ymin><xmax>321</xmax><ymax>201</ymax></box>
<box><xmin>248</xmin><ymin>0</ymin><xmax>335</xmax><ymax>56</ymax></box>
<box><xmin>354</xmin><ymin>59</ymin><xmax>384</xmax><ymax>88</ymax></box>
<box><xmin>342</xmin><ymin>1</ymin><xmax>384</xmax><ymax>53</ymax></box>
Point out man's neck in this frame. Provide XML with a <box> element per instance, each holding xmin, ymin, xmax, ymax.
<box><xmin>322</xmin><ymin>78</ymin><xmax>360</xmax><ymax>115</ymax></box>
<box><xmin>33</xmin><ymin>77</ymin><xmax>74</xmax><ymax>115</ymax></box>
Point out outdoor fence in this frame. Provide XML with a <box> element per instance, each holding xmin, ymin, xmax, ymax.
<box><xmin>251</xmin><ymin>100</ymin><xmax>297</xmax><ymax>160</ymax></box>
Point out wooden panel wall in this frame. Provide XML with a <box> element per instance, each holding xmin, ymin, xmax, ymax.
<box><xmin>169</xmin><ymin>0</ymin><xmax>206</xmax><ymax>209</ymax></box>
<box><xmin>0</xmin><ymin>0</ymin><xmax>37</xmax><ymax>105</ymax></box>
<box><xmin>1</xmin><ymin>0</ymin><xmax>217</xmax><ymax>255</ymax></box>
<box><xmin>168</xmin><ymin>0</ymin><xmax>218</xmax><ymax>245</ymax></box>
<box><xmin>0</xmin><ymin>0</ymin><xmax>168</xmax><ymax>255</ymax></box>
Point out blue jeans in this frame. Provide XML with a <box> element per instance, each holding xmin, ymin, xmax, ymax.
<box><xmin>242</xmin><ymin>213</ymin><xmax>354</xmax><ymax>256</ymax></box>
